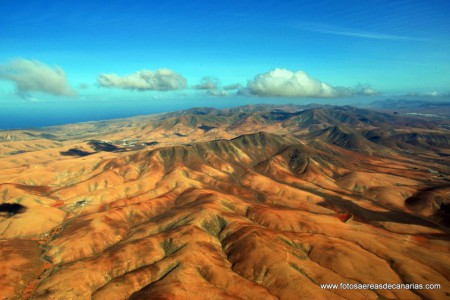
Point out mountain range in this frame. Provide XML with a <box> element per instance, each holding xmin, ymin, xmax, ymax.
<box><xmin>0</xmin><ymin>104</ymin><xmax>449</xmax><ymax>299</ymax></box>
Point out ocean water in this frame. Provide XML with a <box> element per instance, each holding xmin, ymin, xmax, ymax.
<box><xmin>0</xmin><ymin>97</ymin><xmax>371</xmax><ymax>130</ymax></box>
<box><xmin>1</xmin><ymin>100</ymin><xmax>181</xmax><ymax>129</ymax></box>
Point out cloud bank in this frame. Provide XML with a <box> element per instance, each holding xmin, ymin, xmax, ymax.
<box><xmin>194</xmin><ymin>77</ymin><xmax>220</xmax><ymax>90</ymax></box>
<box><xmin>353</xmin><ymin>85</ymin><xmax>378</xmax><ymax>96</ymax></box>
<box><xmin>194</xmin><ymin>76</ymin><xmax>238</xmax><ymax>96</ymax></box>
<box><xmin>241</xmin><ymin>68</ymin><xmax>377</xmax><ymax>98</ymax></box>
<box><xmin>0</xmin><ymin>59</ymin><xmax>76</xmax><ymax>97</ymax></box>
<box><xmin>98</xmin><ymin>69</ymin><xmax>187</xmax><ymax>91</ymax></box>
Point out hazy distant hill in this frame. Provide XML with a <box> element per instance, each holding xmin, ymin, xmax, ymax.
<box><xmin>370</xmin><ymin>99</ymin><xmax>450</xmax><ymax>109</ymax></box>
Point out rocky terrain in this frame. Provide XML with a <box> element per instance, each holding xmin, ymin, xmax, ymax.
<box><xmin>0</xmin><ymin>104</ymin><xmax>449</xmax><ymax>299</ymax></box>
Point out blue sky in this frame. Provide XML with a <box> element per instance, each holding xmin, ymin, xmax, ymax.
<box><xmin>1</xmin><ymin>0</ymin><xmax>450</xmax><ymax>128</ymax></box>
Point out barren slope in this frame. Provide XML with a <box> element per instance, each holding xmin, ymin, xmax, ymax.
<box><xmin>0</xmin><ymin>105</ymin><xmax>449</xmax><ymax>299</ymax></box>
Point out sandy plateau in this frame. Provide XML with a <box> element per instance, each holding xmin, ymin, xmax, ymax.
<box><xmin>0</xmin><ymin>105</ymin><xmax>449</xmax><ymax>299</ymax></box>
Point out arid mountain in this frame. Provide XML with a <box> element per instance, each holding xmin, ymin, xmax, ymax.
<box><xmin>305</xmin><ymin>125</ymin><xmax>386</xmax><ymax>154</ymax></box>
<box><xmin>0</xmin><ymin>105</ymin><xmax>449</xmax><ymax>299</ymax></box>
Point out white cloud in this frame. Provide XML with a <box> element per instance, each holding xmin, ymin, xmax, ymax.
<box><xmin>97</xmin><ymin>69</ymin><xmax>187</xmax><ymax>91</ymax></box>
<box><xmin>241</xmin><ymin>68</ymin><xmax>378</xmax><ymax>98</ymax></box>
<box><xmin>353</xmin><ymin>84</ymin><xmax>378</xmax><ymax>96</ymax></box>
<box><xmin>359</xmin><ymin>87</ymin><xmax>378</xmax><ymax>96</ymax></box>
<box><xmin>194</xmin><ymin>77</ymin><xmax>219</xmax><ymax>90</ymax></box>
<box><xmin>0</xmin><ymin>59</ymin><xmax>76</xmax><ymax>97</ymax></box>
<box><xmin>243</xmin><ymin>68</ymin><xmax>346</xmax><ymax>98</ymax></box>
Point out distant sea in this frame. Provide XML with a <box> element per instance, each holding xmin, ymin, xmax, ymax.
<box><xmin>1</xmin><ymin>101</ymin><xmax>171</xmax><ymax>130</ymax></box>
<box><xmin>0</xmin><ymin>97</ymin><xmax>373</xmax><ymax>130</ymax></box>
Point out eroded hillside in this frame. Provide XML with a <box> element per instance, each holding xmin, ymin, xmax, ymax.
<box><xmin>0</xmin><ymin>105</ymin><xmax>449</xmax><ymax>299</ymax></box>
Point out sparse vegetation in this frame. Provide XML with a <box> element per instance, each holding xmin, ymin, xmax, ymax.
<box><xmin>196</xmin><ymin>266</ymin><xmax>213</xmax><ymax>282</ymax></box>
<box><xmin>253</xmin><ymin>265</ymin><xmax>269</xmax><ymax>285</ymax></box>
<box><xmin>201</xmin><ymin>215</ymin><xmax>228</xmax><ymax>238</ymax></box>
<box><xmin>159</xmin><ymin>215</ymin><xmax>193</xmax><ymax>233</ymax></box>
<box><xmin>74</xmin><ymin>200</ymin><xmax>88</xmax><ymax>207</ymax></box>
<box><xmin>221</xmin><ymin>201</ymin><xmax>236</xmax><ymax>211</ymax></box>
<box><xmin>254</xmin><ymin>192</ymin><xmax>266</xmax><ymax>203</ymax></box>
<box><xmin>160</xmin><ymin>238</ymin><xmax>186</xmax><ymax>256</ymax></box>
<box><xmin>278</xmin><ymin>236</ymin><xmax>310</xmax><ymax>259</ymax></box>
<box><xmin>353</xmin><ymin>184</ymin><xmax>367</xmax><ymax>192</ymax></box>
<box><xmin>289</xmin><ymin>263</ymin><xmax>317</xmax><ymax>284</ymax></box>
